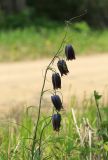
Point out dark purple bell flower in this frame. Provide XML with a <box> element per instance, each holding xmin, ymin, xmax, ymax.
<box><xmin>52</xmin><ymin>113</ymin><xmax>61</xmax><ymax>131</ymax></box>
<box><xmin>57</xmin><ymin>60</ymin><xmax>69</xmax><ymax>76</ymax></box>
<box><xmin>65</xmin><ymin>44</ymin><xmax>76</xmax><ymax>60</ymax></box>
<box><xmin>52</xmin><ymin>73</ymin><xmax>61</xmax><ymax>90</ymax></box>
<box><xmin>51</xmin><ymin>95</ymin><xmax>63</xmax><ymax>111</ymax></box>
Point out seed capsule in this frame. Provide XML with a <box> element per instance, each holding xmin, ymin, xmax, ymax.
<box><xmin>57</xmin><ymin>60</ymin><xmax>69</xmax><ymax>76</ymax></box>
<box><xmin>52</xmin><ymin>73</ymin><xmax>61</xmax><ymax>90</ymax></box>
<box><xmin>65</xmin><ymin>44</ymin><xmax>75</xmax><ymax>60</ymax></box>
<box><xmin>51</xmin><ymin>95</ymin><xmax>63</xmax><ymax>111</ymax></box>
<box><xmin>52</xmin><ymin>113</ymin><xmax>61</xmax><ymax>131</ymax></box>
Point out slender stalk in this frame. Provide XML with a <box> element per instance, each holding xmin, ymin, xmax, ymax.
<box><xmin>31</xmin><ymin>12</ymin><xmax>87</xmax><ymax>159</ymax></box>
<box><xmin>11</xmin><ymin>140</ymin><xmax>21</xmax><ymax>160</ymax></box>
<box><xmin>71</xmin><ymin>108</ymin><xmax>83</xmax><ymax>146</ymax></box>
<box><xmin>66</xmin><ymin>10</ymin><xmax>87</xmax><ymax>24</ymax></box>
<box><xmin>31</xmin><ymin>26</ymin><xmax>68</xmax><ymax>159</ymax></box>
<box><xmin>31</xmin><ymin>68</ymin><xmax>48</xmax><ymax>159</ymax></box>
<box><xmin>95</xmin><ymin>99</ymin><xmax>108</xmax><ymax>160</ymax></box>
<box><xmin>38</xmin><ymin>119</ymin><xmax>51</xmax><ymax>154</ymax></box>
<box><xmin>95</xmin><ymin>97</ymin><xmax>102</xmax><ymax>123</ymax></box>
<box><xmin>88</xmin><ymin>127</ymin><xmax>92</xmax><ymax>160</ymax></box>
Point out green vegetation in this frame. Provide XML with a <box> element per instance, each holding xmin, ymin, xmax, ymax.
<box><xmin>0</xmin><ymin>92</ymin><xmax>108</xmax><ymax>159</ymax></box>
<box><xmin>0</xmin><ymin>0</ymin><xmax>108</xmax><ymax>28</ymax></box>
<box><xmin>0</xmin><ymin>22</ymin><xmax>108</xmax><ymax>62</ymax></box>
<box><xmin>0</xmin><ymin>18</ymin><xmax>108</xmax><ymax>159</ymax></box>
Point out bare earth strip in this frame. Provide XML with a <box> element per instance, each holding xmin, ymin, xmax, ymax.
<box><xmin>0</xmin><ymin>54</ymin><xmax>108</xmax><ymax>114</ymax></box>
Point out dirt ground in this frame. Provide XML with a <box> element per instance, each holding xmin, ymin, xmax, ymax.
<box><xmin>0</xmin><ymin>54</ymin><xmax>108</xmax><ymax>115</ymax></box>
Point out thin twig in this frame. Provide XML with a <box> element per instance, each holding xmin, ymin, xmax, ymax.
<box><xmin>71</xmin><ymin>108</ymin><xmax>83</xmax><ymax>146</ymax></box>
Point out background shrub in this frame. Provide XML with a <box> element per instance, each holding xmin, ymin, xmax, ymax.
<box><xmin>0</xmin><ymin>0</ymin><xmax>108</xmax><ymax>28</ymax></box>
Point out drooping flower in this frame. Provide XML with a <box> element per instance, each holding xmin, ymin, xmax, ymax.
<box><xmin>65</xmin><ymin>44</ymin><xmax>75</xmax><ymax>60</ymax></box>
<box><xmin>57</xmin><ymin>59</ymin><xmax>69</xmax><ymax>76</ymax></box>
<box><xmin>52</xmin><ymin>73</ymin><xmax>61</xmax><ymax>90</ymax></box>
<box><xmin>52</xmin><ymin>113</ymin><xmax>61</xmax><ymax>131</ymax></box>
<box><xmin>51</xmin><ymin>95</ymin><xmax>63</xmax><ymax>111</ymax></box>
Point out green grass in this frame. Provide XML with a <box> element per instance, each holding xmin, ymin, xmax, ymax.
<box><xmin>0</xmin><ymin>22</ymin><xmax>108</xmax><ymax>61</ymax></box>
<box><xmin>0</xmin><ymin>93</ymin><xmax>108</xmax><ymax>159</ymax></box>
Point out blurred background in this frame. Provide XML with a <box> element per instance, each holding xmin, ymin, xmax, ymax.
<box><xmin>0</xmin><ymin>0</ymin><xmax>108</xmax><ymax>61</ymax></box>
<box><xmin>0</xmin><ymin>0</ymin><xmax>108</xmax><ymax>114</ymax></box>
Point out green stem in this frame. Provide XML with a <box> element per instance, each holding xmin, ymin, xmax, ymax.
<box><xmin>38</xmin><ymin>119</ymin><xmax>51</xmax><ymax>154</ymax></box>
<box><xmin>31</xmin><ymin>26</ymin><xmax>68</xmax><ymax>159</ymax></box>
<box><xmin>31</xmin><ymin>68</ymin><xmax>48</xmax><ymax>159</ymax></box>
<box><xmin>95</xmin><ymin>98</ymin><xmax>102</xmax><ymax>124</ymax></box>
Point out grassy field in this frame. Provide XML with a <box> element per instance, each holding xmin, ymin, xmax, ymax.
<box><xmin>0</xmin><ymin>20</ymin><xmax>108</xmax><ymax>159</ymax></box>
<box><xmin>0</xmin><ymin>92</ymin><xmax>108</xmax><ymax>159</ymax></box>
<box><xmin>0</xmin><ymin>22</ymin><xmax>108</xmax><ymax>61</ymax></box>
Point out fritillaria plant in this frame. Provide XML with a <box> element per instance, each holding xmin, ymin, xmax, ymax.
<box><xmin>31</xmin><ymin>40</ymin><xmax>76</xmax><ymax>160</ymax></box>
<box><xmin>30</xmin><ymin>12</ymin><xmax>87</xmax><ymax>159</ymax></box>
<box><xmin>31</xmin><ymin>41</ymin><xmax>76</xmax><ymax>159</ymax></box>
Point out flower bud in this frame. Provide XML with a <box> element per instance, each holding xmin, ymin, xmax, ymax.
<box><xmin>51</xmin><ymin>95</ymin><xmax>63</xmax><ymax>111</ymax></box>
<box><xmin>52</xmin><ymin>113</ymin><xmax>61</xmax><ymax>131</ymax></box>
<box><xmin>52</xmin><ymin>73</ymin><xmax>61</xmax><ymax>90</ymax></box>
<box><xmin>65</xmin><ymin>44</ymin><xmax>75</xmax><ymax>60</ymax></box>
<box><xmin>57</xmin><ymin>60</ymin><xmax>69</xmax><ymax>76</ymax></box>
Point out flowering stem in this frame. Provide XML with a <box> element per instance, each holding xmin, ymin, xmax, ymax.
<box><xmin>31</xmin><ymin>11</ymin><xmax>87</xmax><ymax>158</ymax></box>
<box><xmin>31</xmin><ymin>26</ymin><xmax>68</xmax><ymax>159</ymax></box>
